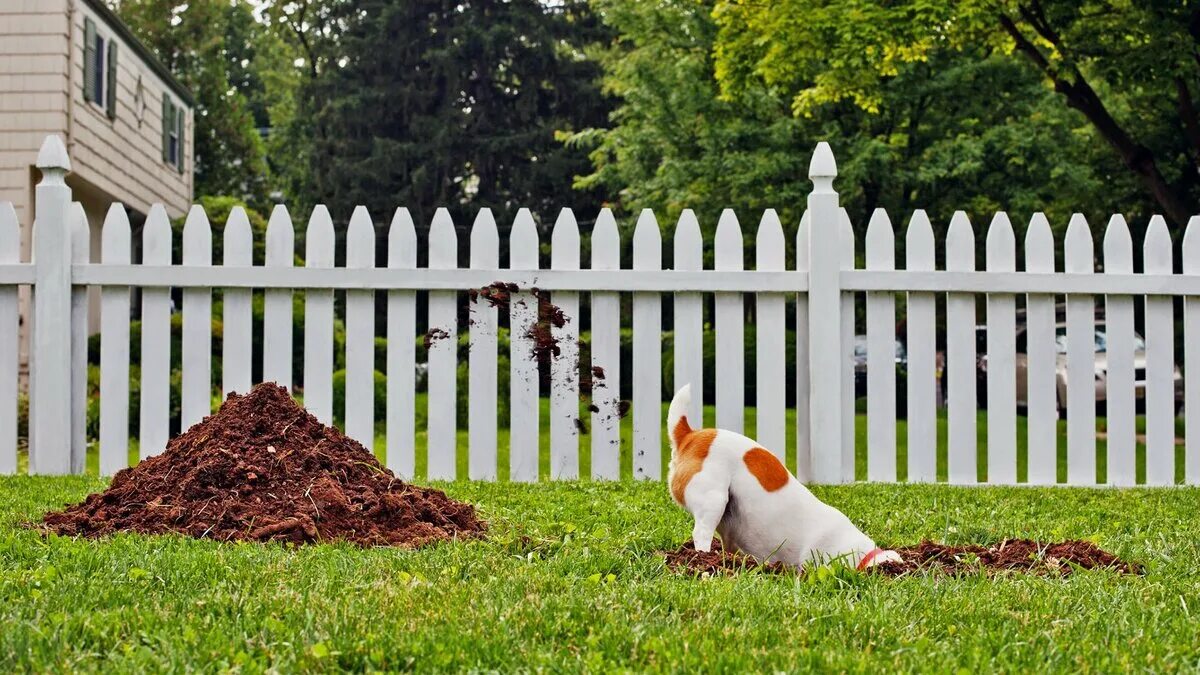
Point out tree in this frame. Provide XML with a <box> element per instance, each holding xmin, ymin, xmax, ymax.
<box><xmin>712</xmin><ymin>0</ymin><xmax>1200</xmax><ymax>227</ymax></box>
<box><xmin>290</xmin><ymin>0</ymin><xmax>613</xmax><ymax>244</ymax></box>
<box><xmin>113</xmin><ymin>0</ymin><xmax>271</xmax><ymax>206</ymax></box>
<box><xmin>570</xmin><ymin>0</ymin><xmax>1117</xmax><ymax>252</ymax></box>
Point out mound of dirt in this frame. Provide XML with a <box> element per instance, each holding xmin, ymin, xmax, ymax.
<box><xmin>664</xmin><ymin>538</ymin><xmax>1141</xmax><ymax>577</ymax></box>
<box><xmin>41</xmin><ymin>383</ymin><xmax>486</xmax><ymax>547</ymax></box>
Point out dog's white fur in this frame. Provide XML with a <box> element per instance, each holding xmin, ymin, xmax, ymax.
<box><xmin>667</xmin><ymin>384</ymin><xmax>900</xmax><ymax>569</ymax></box>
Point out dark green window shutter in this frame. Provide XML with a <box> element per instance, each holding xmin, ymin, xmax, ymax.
<box><xmin>176</xmin><ymin>106</ymin><xmax>185</xmax><ymax>172</ymax></box>
<box><xmin>83</xmin><ymin>18</ymin><xmax>96</xmax><ymax>103</ymax></box>
<box><xmin>105</xmin><ymin>41</ymin><xmax>117</xmax><ymax>118</ymax></box>
<box><xmin>162</xmin><ymin>97</ymin><xmax>172</xmax><ymax>162</ymax></box>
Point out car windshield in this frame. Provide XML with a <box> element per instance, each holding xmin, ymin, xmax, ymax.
<box><xmin>1053</xmin><ymin>328</ymin><xmax>1146</xmax><ymax>354</ymax></box>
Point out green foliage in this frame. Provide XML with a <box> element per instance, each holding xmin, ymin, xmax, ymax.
<box><xmin>330</xmin><ymin>369</ymin><xmax>388</xmax><ymax>429</ymax></box>
<box><xmin>290</xmin><ymin>0</ymin><xmax>613</xmax><ymax>227</ymax></box>
<box><xmin>114</xmin><ymin>0</ymin><xmax>274</xmax><ymax>205</ymax></box>
<box><xmin>711</xmin><ymin>0</ymin><xmax>1200</xmax><ymax>227</ymax></box>
<box><xmin>572</xmin><ymin>0</ymin><xmax>1128</xmax><ymax>245</ymax></box>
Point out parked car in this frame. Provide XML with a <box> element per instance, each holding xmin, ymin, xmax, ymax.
<box><xmin>975</xmin><ymin>309</ymin><xmax>1183</xmax><ymax>415</ymax></box>
<box><xmin>853</xmin><ymin>335</ymin><xmax>908</xmax><ymax>415</ymax></box>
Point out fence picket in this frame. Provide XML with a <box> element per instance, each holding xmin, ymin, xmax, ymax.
<box><xmin>840</xmin><ymin>210</ymin><xmax>856</xmax><ymax>479</ymax></box>
<box><xmin>865</xmin><ymin>209</ymin><xmax>896</xmax><ymax>480</ymax></box>
<box><xmin>69</xmin><ymin>202</ymin><xmax>88</xmax><ymax>473</ymax></box>
<box><xmin>714</xmin><ymin>209</ymin><xmax>744</xmax><ymax>433</ymax></box>
<box><xmin>304</xmin><ymin>206</ymin><xmax>336</xmax><ymax>425</ymax></box>
<box><xmin>985</xmin><ymin>212</ymin><xmax>1017</xmax><ymax>484</ymax></box>
<box><xmin>139</xmin><ymin>204</ymin><xmax>172</xmax><ymax>458</ymax></box>
<box><xmin>469</xmin><ymin>209</ymin><xmax>499</xmax><ymax>480</ymax></box>
<box><xmin>386</xmin><ymin>208</ymin><xmax>417</xmax><ymax>478</ymax></box>
<box><xmin>755</xmin><ymin>209</ymin><xmax>786</xmax><ymax>457</ymax></box>
<box><xmin>98</xmin><ymin>205</ymin><xmax>131</xmax><ymax>475</ymax></box>
<box><xmin>263</xmin><ymin>205</ymin><xmax>294</xmax><ymax>390</ymax></box>
<box><xmin>509</xmin><ymin>209</ymin><xmax>540</xmax><ymax>481</ymax></box>
<box><xmin>591</xmin><ymin>209</ymin><xmax>621</xmax><ymax>479</ymax></box>
<box><xmin>0</xmin><ymin>203</ymin><xmax>16</xmax><ymax>473</ymax></box>
<box><xmin>427</xmin><ymin>208</ymin><xmax>459</xmax><ymax>479</ymax></box>
<box><xmin>673</xmin><ymin>209</ymin><xmax>704</xmax><ymax>429</ymax></box>
<box><xmin>632</xmin><ymin>209</ymin><xmax>662</xmax><ymax>479</ymax></box>
<box><xmin>1025</xmin><ymin>214</ymin><xmax>1057</xmax><ymax>484</ymax></box>
<box><xmin>945</xmin><ymin>211</ymin><xmax>976</xmax><ymax>483</ymax></box>
<box><xmin>222</xmin><ymin>207</ymin><xmax>253</xmax><ymax>398</ymax></box>
<box><xmin>1185</xmin><ymin>217</ymin><xmax>1200</xmax><ymax>485</ymax></box>
<box><xmin>181</xmin><ymin>206</ymin><xmax>212</xmax><ymax>431</ymax></box>
<box><xmin>345</xmin><ymin>206</ymin><xmax>376</xmax><ymax>451</ymax></box>
<box><xmin>549</xmin><ymin>209</ymin><xmax>581</xmax><ymax>479</ymax></box>
<box><xmin>794</xmin><ymin>211</ymin><xmax>811</xmax><ymax>480</ymax></box>
<box><xmin>906</xmin><ymin>210</ymin><xmax>937</xmax><ymax>482</ymax></box>
<box><xmin>1064</xmin><ymin>214</ymin><xmax>1096</xmax><ymax>485</ymax></box>
<box><xmin>1102</xmin><ymin>214</ymin><xmax>1136</xmax><ymax>486</ymax></box>
<box><xmin>1143</xmin><ymin>215</ymin><xmax>1175</xmax><ymax>485</ymax></box>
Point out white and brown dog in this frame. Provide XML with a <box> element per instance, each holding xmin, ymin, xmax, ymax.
<box><xmin>667</xmin><ymin>384</ymin><xmax>901</xmax><ymax>570</ymax></box>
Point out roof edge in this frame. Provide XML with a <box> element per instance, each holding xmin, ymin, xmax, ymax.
<box><xmin>80</xmin><ymin>0</ymin><xmax>196</xmax><ymax>107</ymax></box>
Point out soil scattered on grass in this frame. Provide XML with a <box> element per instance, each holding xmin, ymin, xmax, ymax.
<box><xmin>664</xmin><ymin>538</ymin><xmax>1141</xmax><ymax>577</ymax></box>
<box><xmin>40</xmin><ymin>383</ymin><xmax>486</xmax><ymax>547</ymax></box>
<box><xmin>874</xmin><ymin>539</ymin><xmax>1143</xmax><ymax>576</ymax></box>
<box><xmin>664</xmin><ymin>539</ymin><xmax>790</xmax><ymax>576</ymax></box>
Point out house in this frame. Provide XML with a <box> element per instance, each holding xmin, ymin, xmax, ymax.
<box><xmin>1</xmin><ymin>0</ymin><xmax>194</xmax><ymax>373</ymax></box>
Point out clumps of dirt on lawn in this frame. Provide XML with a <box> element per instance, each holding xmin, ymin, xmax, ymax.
<box><xmin>874</xmin><ymin>539</ymin><xmax>1143</xmax><ymax>577</ymax></box>
<box><xmin>664</xmin><ymin>539</ymin><xmax>1141</xmax><ymax>577</ymax></box>
<box><xmin>664</xmin><ymin>539</ymin><xmax>790</xmax><ymax>576</ymax></box>
<box><xmin>40</xmin><ymin>383</ymin><xmax>486</xmax><ymax>547</ymax></box>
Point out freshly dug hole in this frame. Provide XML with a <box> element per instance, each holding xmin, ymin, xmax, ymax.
<box><xmin>41</xmin><ymin>383</ymin><xmax>486</xmax><ymax>547</ymax></box>
<box><xmin>665</xmin><ymin>538</ymin><xmax>1141</xmax><ymax>577</ymax></box>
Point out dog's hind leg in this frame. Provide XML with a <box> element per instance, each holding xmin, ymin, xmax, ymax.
<box><xmin>688</xmin><ymin>486</ymin><xmax>728</xmax><ymax>553</ymax></box>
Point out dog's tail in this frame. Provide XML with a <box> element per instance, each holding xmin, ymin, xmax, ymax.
<box><xmin>666</xmin><ymin>384</ymin><xmax>694</xmax><ymax>455</ymax></box>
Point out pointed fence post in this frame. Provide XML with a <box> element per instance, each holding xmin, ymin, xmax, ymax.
<box><xmin>181</xmin><ymin>205</ymin><xmax>213</xmax><ymax>431</ymax></box>
<box><xmin>99</xmin><ymin>204</ymin><xmax>132</xmax><ymax>476</ymax></box>
<box><xmin>30</xmin><ymin>135</ymin><xmax>74</xmax><ymax>474</ymax></box>
<box><xmin>344</xmin><ymin>206</ymin><xmax>376</xmax><ymax>452</ymax></box>
<box><xmin>806</xmin><ymin>143</ymin><xmax>845</xmax><ymax>483</ymax></box>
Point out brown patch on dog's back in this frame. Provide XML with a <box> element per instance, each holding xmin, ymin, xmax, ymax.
<box><xmin>670</xmin><ymin>428</ymin><xmax>717</xmax><ymax>505</ymax></box>
<box><xmin>743</xmin><ymin>447</ymin><xmax>788</xmax><ymax>492</ymax></box>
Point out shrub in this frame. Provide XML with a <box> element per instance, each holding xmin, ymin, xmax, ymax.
<box><xmin>331</xmin><ymin>368</ymin><xmax>388</xmax><ymax>429</ymax></box>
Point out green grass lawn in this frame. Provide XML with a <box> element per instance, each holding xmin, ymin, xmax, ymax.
<box><xmin>2</xmin><ymin>476</ymin><xmax>1199</xmax><ymax>671</ymax></box>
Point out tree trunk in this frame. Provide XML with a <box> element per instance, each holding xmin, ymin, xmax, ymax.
<box><xmin>1000</xmin><ymin>15</ymin><xmax>1195</xmax><ymax>227</ymax></box>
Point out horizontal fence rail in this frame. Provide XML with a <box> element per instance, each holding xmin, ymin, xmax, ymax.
<box><xmin>3</xmin><ymin>135</ymin><xmax>1199</xmax><ymax>487</ymax></box>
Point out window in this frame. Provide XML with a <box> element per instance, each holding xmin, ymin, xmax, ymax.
<box><xmin>83</xmin><ymin>17</ymin><xmax>118</xmax><ymax>119</ymax></box>
<box><xmin>162</xmin><ymin>96</ymin><xmax>184</xmax><ymax>172</ymax></box>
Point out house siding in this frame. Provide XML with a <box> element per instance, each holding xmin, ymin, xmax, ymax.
<box><xmin>0</xmin><ymin>0</ymin><xmax>195</xmax><ymax>376</ymax></box>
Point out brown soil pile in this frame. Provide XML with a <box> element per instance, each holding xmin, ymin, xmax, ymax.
<box><xmin>665</xmin><ymin>538</ymin><xmax>1141</xmax><ymax>577</ymax></box>
<box><xmin>41</xmin><ymin>383</ymin><xmax>486</xmax><ymax>547</ymax></box>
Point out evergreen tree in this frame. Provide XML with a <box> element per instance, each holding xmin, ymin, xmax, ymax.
<box><xmin>299</xmin><ymin>0</ymin><xmax>612</xmax><ymax>248</ymax></box>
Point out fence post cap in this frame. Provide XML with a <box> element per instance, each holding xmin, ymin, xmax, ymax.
<box><xmin>36</xmin><ymin>134</ymin><xmax>71</xmax><ymax>173</ymax></box>
<box><xmin>808</xmin><ymin>141</ymin><xmax>836</xmax><ymax>179</ymax></box>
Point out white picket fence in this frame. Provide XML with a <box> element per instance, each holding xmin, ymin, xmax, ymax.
<box><xmin>3</xmin><ymin>135</ymin><xmax>1199</xmax><ymax>485</ymax></box>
